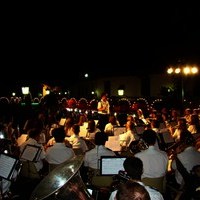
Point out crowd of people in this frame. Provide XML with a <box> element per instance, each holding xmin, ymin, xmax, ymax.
<box><xmin>0</xmin><ymin>92</ymin><xmax>200</xmax><ymax>199</ymax></box>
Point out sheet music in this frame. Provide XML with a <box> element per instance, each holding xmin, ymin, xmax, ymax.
<box><xmin>59</xmin><ymin>118</ymin><xmax>66</xmax><ymax>126</ymax></box>
<box><xmin>20</xmin><ymin>145</ymin><xmax>41</xmax><ymax>162</ymax></box>
<box><xmin>100</xmin><ymin>156</ymin><xmax>126</xmax><ymax>175</ymax></box>
<box><xmin>105</xmin><ymin>136</ymin><xmax>121</xmax><ymax>152</ymax></box>
<box><xmin>79</xmin><ymin>125</ymin><xmax>88</xmax><ymax>138</ymax></box>
<box><xmin>160</xmin><ymin>129</ymin><xmax>174</xmax><ymax>143</ymax></box>
<box><xmin>0</xmin><ymin>154</ymin><xmax>16</xmax><ymax>179</ymax></box>
<box><xmin>113</xmin><ymin>127</ymin><xmax>126</xmax><ymax>136</ymax></box>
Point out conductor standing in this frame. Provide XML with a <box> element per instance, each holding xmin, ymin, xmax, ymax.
<box><xmin>97</xmin><ymin>92</ymin><xmax>110</xmax><ymax>132</ymax></box>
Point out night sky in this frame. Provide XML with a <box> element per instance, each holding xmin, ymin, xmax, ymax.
<box><xmin>1</xmin><ymin>3</ymin><xmax>200</xmax><ymax>90</ymax></box>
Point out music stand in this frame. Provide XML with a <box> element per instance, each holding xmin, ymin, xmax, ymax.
<box><xmin>20</xmin><ymin>144</ymin><xmax>42</xmax><ymax>162</ymax></box>
<box><xmin>0</xmin><ymin>153</ymin><xmax>18</xmax><ymax>181</ymax></box>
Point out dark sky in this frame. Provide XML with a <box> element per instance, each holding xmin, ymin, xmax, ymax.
<box><xmin>2</xmin><ymin>3</ymin><xmax>200</xmax><ymax>83</ymax></box>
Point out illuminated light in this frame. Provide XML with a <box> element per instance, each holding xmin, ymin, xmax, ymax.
<box><xmin>22</xmin><ymin>87</ymin><xmax>29</xmax><ymax>95</ymax></box>
<box><xmin>167</xmin><ymin>68</ymin><xmax>173</xmax><ymax>74</ymax></box>
<box><xmin>191</xmin><ymin>67</ymin><xmax>198</xmax><ymax>74</ymax></box>
<box><xmin>183</xmin><ymin>67</ymin><xmax>190</xmax><ymax>75</ymax></box>
<box><xmin>175</xmin><ymin>68</ymin><xmax>181</xmax><ymax>74</ymax></box>
<box><xmin>118</xmin><ymin>89</ymin><xmax>124</xmax><ymax>96</ymax></box>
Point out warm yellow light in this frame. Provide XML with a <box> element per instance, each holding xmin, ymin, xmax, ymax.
<box><xmin>167</xmin><ymin>65</ymin><xmax>199</xmax><ymax>76</ymax></box>
<box><xmin>167</xmin><ymin>68</ymin><xmax>173</xmax><ymax>74</ymax></box>
<box><xmin>22</xmin><ymin>87</ymin><xmax>29</xmax><ymax>95</ymax></box>
<box><xmin>183</xmin><ymin>67</ymin><xmax>190</xmax><ymax>75</ymax></box>
<box><xmin>118</xmin><ymin>89</ymin><xmax>124</xmax><ymax>96</ymax></box>
<box><xmin>191</xmin><ymin>67</ymin><xmax>198</xmax><ymax>74</ymax></box>
<box><xmin>175</xmin><ymin>68</ymin><xmax>181</xmax><ymax>74</ymax></box>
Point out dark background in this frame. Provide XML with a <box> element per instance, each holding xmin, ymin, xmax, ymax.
<box><xmin>1</xmin><ymin>3</ymin><xmax>200</xmax><ymax>89</ymax></box>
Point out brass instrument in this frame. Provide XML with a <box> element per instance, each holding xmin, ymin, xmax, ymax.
<box><xmin>129</xmin><ymin>138</ymin><xmax>149</xmax><ymax>154</ymax></box>
<box><xmin>29</xmin><ymin>155</ymin><xmax>93</xmax><ymax>200</ymax></box>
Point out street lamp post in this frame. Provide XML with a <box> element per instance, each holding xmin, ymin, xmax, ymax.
<box><xmin>167</xmin><ymin>65</ymin><xmax>199</xmax><ymax>110</ymax></box>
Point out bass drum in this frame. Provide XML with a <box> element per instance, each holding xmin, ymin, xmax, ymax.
<box><xmin>29</xmin><ymin>155</ymin><xmax>93</xmax><ymax>200</ymax></box>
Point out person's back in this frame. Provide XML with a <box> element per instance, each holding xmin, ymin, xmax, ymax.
<box><xmin>171</xmin><ymin>136</ymin><xmax>200</xmax><ymax>186</ymax></box>
<box><xmin>109</xmin><ymin>157</ymin><xmax>164</xmax><ymax>200</ymax></box>
<box><xmin>84</xmin><ymin>131</ymin><xmax>116</xmax><ymax>170</ymax></box>
<box><xmin>134</xmin><ymin>129</ymin><xmax>168</xmax><ymax>179</ymax></box>
<box><xmin>19</xmin><ymin>128</ymin><xmax>46</xmax><ymax>173</ymax></box>
<box><xmin>45</xmin><ymin>127</ymin><xmax>75</xmax><ymax>165</ymax></box>
<box><xmin>66</xmin><ymin>124</ymin><xmax>89</xmax><ymax>153</ymax></box>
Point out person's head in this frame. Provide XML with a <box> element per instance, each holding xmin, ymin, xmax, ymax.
<box><xmin>109</xmin><ymin>115</ymin><xmax>118</xmax><ymax>125</ymax></box>
<box><xmin>52</xmin><ymin>127</ymin><xmax>65</xmax><ymax>143</ymax></box>
<box><xmin>115</xmin><ymin>180</ymin><xmax>150</xmax><ymax>200</ymax></box>
<box><xmin>142</xmin><ymin>129</ymin><xmax>157</xmax><ymax>146</ymax></box>
<box><xmin>27</xmin><ymin>128</ymin><xmax>41</xmax><ymax>141</ymax></box>
<box><xmin>101</xmin><ymin>92</ymin><xmax>108</xmax><ymax>101</ymax></box>
<box><xmin>126</xmin><ymin>120</ymin><xmax>134</xmax><ymax>130</ymax></box>
<box><xmin>94</xmin><ymin>131</ymin><xmax>108</xmax><ymax>145</ymax></box>
<box><xmin>87</xmin><ymin>119</ymin><xmax>96</xmax><ymax>132</ymax></box>
<box><xmin>177</xmin><ymin>118</ymin><xmax>187</xmax><ymax>130</ymax></box>
<box><xmin>123</xmin><ymin>157</ymin><xmax>143</xmax><ymax>180</ymax></box>
<box><xmin>72</xmin><ymin>124</ymin><xmax>80</xmax><ymax>135</ymax></box>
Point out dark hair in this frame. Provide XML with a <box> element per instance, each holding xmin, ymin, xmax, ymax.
<box><xmin>72</xmin><ymin>124</ymin><xmax>80</xmax><ymax>135</ymax></box>
<box><xmin>101</xmin><ymin>92</ymin><xmax>107</xmax><ymax>98</ymax></box>
<box><xmin>142</xmin><ymin>129</ymin><xmax>157</xmax><ymax>145</ymax></box>
<box><xmin>28</xmin><ymin>128</ymin><xmax>41</xmax><ymax>139</ymax></box>
<box><xmin>94</xmin><ymin>131</ymin><xmax>108</xmax><ymax>145</ymax></box>
<box><xmin>52</xmin><ymin>127</ymin><xmax>65</xmax><ymax>142</ymax></box>
<box><xmin>116</xmin><ymin>180</ymin><xmax>150</xmax><ymax>200</ymax></box>
<box><xmin>123</xmin><ymin>157</ymin><xmax>143</xmax><ymax>180</ymax></box>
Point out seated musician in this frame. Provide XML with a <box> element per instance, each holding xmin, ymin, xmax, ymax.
<box><xmin>81</xmin><ymin>131</ymin><xmax>116</xmax><ymax>183</ymax></box>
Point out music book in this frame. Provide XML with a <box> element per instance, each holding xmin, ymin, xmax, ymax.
<box><xmin>105</xmin><ymin>136</ymin><xmax>121</xmax><ymax>152</ymax></box>
<box><xmin>113</xmin><ymin>127</ymin><xmax>126</xmax><ymax>136</ymax></box>
<box><xmin>20</xmin><ymin>144</ymin><xmax>42</xmax><ymax>162</ymax></box>
<box><xmin>0</xmin><ymin>153</ymin><xmax>18</xmax><ymax>181</ymax></box>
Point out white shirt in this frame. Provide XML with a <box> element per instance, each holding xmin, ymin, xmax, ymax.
<box><xmin>45</xmin><ymin>143</ymin><xmax>75</xmax><ymax>164</ymax></box>
<box><xmin>97</xmin><ymin>100</ymin><xmax>110</xmax><ymax>114</ymax></box>
<box><xmin>84</xmin><ymin>145</ymin><xmax>116</xmax><ymax>169</ymax></box>
<box><xmin>119</xmin><ymin>130</ymin><xmax>138</xmax><ymax>147</ymax></box>
<box><xmin>134</xmin><ymin>146</ymin><xmax>168</xmax><ymax>178</ymax></box>
<box><xmin>66</xmin><ymin>134</ymin><xmax>88</xmax><ymax>152</ymax></box>
<box><xmin>109</xmin><ymin>181</ymin><xmax>164</xmax><ymax>200</ymax></box>
<box><xmin>171</xmin><ymin>146</ymin><xmax>200</xmax><ymax>185</ymax></box>
<box><xmin>20</xmin><ymin>138</ymin><xmax>46</xmax><ymax>172</ymax></box>
<box><xmin>104</xmin><ymin>123</ymin><xmax>115</xmax><ymax>135</ymax></box>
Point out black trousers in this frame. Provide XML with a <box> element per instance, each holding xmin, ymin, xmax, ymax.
<box><xmin>97</xmin><ymin>114</ymin><xmax>109</xmax><ymax>132</ymax></box>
